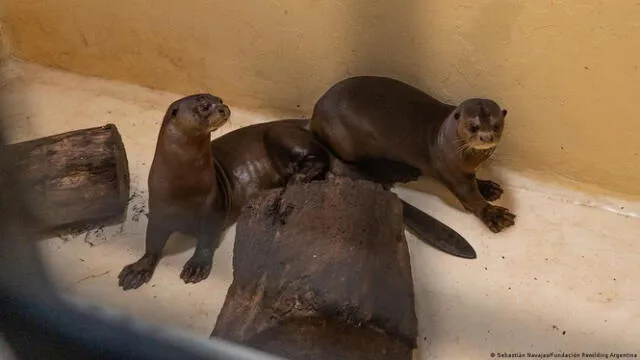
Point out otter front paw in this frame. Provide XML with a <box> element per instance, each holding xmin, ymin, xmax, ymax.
<box><xmin>180</xmin><ymin>256</ymin><xmax>213</xmax><ymax>284</ymax></box>
<box><xmin>118</xmin><ymin>256</ymin><xmax>158</xmax><ymax>291</ymax></box>
<box><xmin>478</xmin><ymin>204</ymin><xmax>516</xmax><ymax>233</ymax></box>
<box><xmin>477</xmin><ymin>179</ymin><xmax>504</xmax><ymax>201</ymax></box>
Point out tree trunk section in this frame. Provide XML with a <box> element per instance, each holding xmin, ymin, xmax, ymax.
<box><xmin>211</xmin><ymin>177</ymin><xmax>417</xmax><ymax>360</ymax></box>
<box><xmin>1</xmin><ymin>124</ymin><xmax>130</xmax><ymax>236</ymax></box>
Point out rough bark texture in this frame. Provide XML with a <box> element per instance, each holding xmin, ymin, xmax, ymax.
<box><xmin>211</xmin><ymin>177</ymin><xmax>417</xmax><ymax>360</ymax></box>
<box><xmin>0</xmin><ymin>124</ymin><xmax>130</xmax><ymax>236</ymax></box>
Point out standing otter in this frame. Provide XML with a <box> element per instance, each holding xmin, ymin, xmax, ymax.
<box><xmin>118</xmin><ymin>113</ymin><xmax>332</xmax><ymax>290</ymax></box>
<box><xmin>118</xmin><ymin>94</ymin><xmax>231</xmax><ymax>290</ymax></box>
<box><xmin>119</xmin><ymin>109</ymin><xmax>476</xmax><ymax>290</ymax></box>
<box><xmin>310</xmin><ymin>76</ymin><xmax>515</xmax><ymax>233</ymax></box>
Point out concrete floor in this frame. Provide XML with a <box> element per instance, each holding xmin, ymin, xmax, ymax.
<box><xmin>2</xmin><ymin>60</ymin><xmax>639</xmax><ymax>359</ymax></box>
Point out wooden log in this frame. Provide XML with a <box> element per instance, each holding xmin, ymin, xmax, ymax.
<box><xmin>211</xmin><ymin>177</ymin><xmax>417</xmax><ymax>360</ymax></box>
<box><xmin>0</xmin><ymin>124</ymin><xmax>130</xmax><ymax>236</ymax></box>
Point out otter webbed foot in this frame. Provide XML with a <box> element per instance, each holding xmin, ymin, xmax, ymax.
<box><xmin>118</xmin><ymin>255</ymin><xmax>159</xmax><ymax>290</ymax></box>
<box><xmin>478</xmin><ymin>204</ymin><xmax>516</xmax><ymax>233</ymax></box>
<box><xmin>477</xmin><ymin>179</ymin><xmax>503</xmax><ymax>201</ymax></box>
<box><xmin>180</xmin><ymin>253</ymin><xmax>213</xmax><ymax>284</ymax></box>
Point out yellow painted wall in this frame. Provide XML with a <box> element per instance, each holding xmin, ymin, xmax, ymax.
<box><xmin>2</xmin><ymin>0</ymin><xmax>640</xmax><ymax>196</ymax></box>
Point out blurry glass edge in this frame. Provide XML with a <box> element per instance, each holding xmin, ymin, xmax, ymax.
<box><xmin>0</xmin><ymin>334</ymin><xmax>18</xmax><ymax>360</ymax></box>
<box><xmin>64</xmin><ymin>293</ymin><xmax>287</xmax><ymax>360</ymax></box>
<box><xmin>0</xmin><ymin>78</ymin><xmax>284</xmax><ymax>360</ymax></box>
<box><xmin>1</xmin><ymin>277</ymin><xmax>286</xmax><ymax>360</ymax></box>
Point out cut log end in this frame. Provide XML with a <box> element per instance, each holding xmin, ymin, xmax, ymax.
<box><xmin>212</xmin><ymin>176</ymin><xmax>417</xmax><ymax>360</ymax></box>
<box><xmin>1</xmin><ymin>124</ymin><xmax>130</xmax><ymax>237</ymax></box>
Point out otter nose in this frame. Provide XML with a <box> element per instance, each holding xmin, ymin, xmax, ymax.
<box><xmin>215</xmin><ymin>105</ymin><xmax>230</xmax><ymax>118</ymax></box>
<box><xmin>479</xmin><ymin>133</ymin><xmax>495</xmax><ymax>143</ymax></box>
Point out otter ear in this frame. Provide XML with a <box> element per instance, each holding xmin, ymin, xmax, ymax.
<box><xmin>501</xmin><ymin>109</ymin><xmax>508</xmax><ymax>118</ymax></box>
<box><xmin>454</xmin><ymin>112</ymin><xmax>460</xmax><ymax>120</ymax></box>
<box><xmin>170</xmin><ymin>107</ymin><xmax>179</xmax><ymax>117</ymax></box>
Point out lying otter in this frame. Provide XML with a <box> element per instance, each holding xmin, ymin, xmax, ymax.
<box><xmin>310</xmin><ymin>76</ymin><xmax>515</xmax><ymax>233</ymax></box>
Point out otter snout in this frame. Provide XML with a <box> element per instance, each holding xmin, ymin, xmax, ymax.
<box><xmin>206</xmin><ymin>103</ymin><xmax>230</xmax><ymax>131</ymax></box>
<box><xmin>215</xmin><ymin>104</ymin><xmax>230</xmax><ymax>119</ymax></box>
<box><xmin>470</xmin><ymin>132</ymin><xmax>498</xmax><ymax>150</ymax></box>
<box><xmin>478</xmin><ymin>132</ymin><xmax>495</xmax><ymax>144</ymax></box>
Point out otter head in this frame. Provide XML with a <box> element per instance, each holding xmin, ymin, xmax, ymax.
<box><xmin>453</xmin><ymin>98</ymin><xmax>507</xmax><ymax>151</ymax></box>
<box><xmin>165</xmin><ymin>93</ymin><xmax>231</xmax><ymax>135</ymax></box>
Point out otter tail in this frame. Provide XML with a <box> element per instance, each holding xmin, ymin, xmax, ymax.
<box><xmin>401</xmin><ymin>199</ymin><xmax>477</xmax><ymax>259</ymax></box>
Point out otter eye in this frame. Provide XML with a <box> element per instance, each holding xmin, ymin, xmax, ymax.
<box><xmin>469</xmin><ymin>125</ymin><xmax>480</xmax><ymax>133</ymax></box>
<box><xmin>171</xmin><ymin>108</ymin><xmax>178</xmax><ymax>117</ymax></box>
